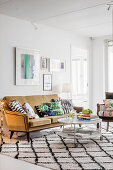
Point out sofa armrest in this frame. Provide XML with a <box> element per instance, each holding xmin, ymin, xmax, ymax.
<box><xmin>73</xmin><ymin>106</ymin><xmax>83</xmax><ymax>113</ymax></box>
<box><xmin>4</xmin><ymin>110</ymin><xmax>29</xmax><ymax>132</ymax></box>
<box><xmin>97</xmin><ymin>103</ymin><xmax>105</xmax><ymax>116</ymax></box>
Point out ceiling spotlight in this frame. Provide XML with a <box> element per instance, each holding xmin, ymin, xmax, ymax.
<box><xmin>31</xmin><ymin>22</ymin><xmax>39</xmax><ymax>30</ymax></box>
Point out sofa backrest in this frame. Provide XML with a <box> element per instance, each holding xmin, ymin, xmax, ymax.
<box><xmin>3</xmin><ymin>94</ymin><xmax>59</xmax><ymax>114</ymax></box>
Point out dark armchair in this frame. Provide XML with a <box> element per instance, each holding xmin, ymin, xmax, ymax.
<box><xmin>97</xmin><ymin>92</ymin><xmax>113</xmax><ymax>131</ymax></box>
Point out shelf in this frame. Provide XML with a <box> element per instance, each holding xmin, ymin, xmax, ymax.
<box><xmin>57</xmin><ymin>131</ymin><xmax>101</xmax><ymax>140</ymax></box>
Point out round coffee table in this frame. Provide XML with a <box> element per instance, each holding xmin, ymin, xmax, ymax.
<box><xmin>58</xmin><ymin>117</ymin><xmax>102</xmax><ymax>147</ymax></box>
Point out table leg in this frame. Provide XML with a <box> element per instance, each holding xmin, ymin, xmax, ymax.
<box><xmin>74</xmin><ymin>124</ymin><xmax>78</xmax><ymax>147</ymax></box>
<box><xmin>74</xmin><ymin>124</ymin><xmax>75</xmax><ymax>144</ymax></box>
<box><xmin>97</xmin><ymin>122</ymin><xmax>99</xmax><ymax>129</ymax></box>
<box><xmin>107</xmin><ymin>122</ymin><xmax>109</xmax><ymax>132</ymax></box>
<box><xmin>99</xmin><ymin>122</ymin><xmax>103</xmax><ymax>141</ymax></box>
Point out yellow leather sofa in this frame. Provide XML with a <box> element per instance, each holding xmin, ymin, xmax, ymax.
<box><xmin>3</xmin><ymin>94</ymin><xmax>83</xmax><ymax>142</ymax></box>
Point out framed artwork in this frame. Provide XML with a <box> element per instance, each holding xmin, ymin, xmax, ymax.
<box><xmin>16</xmin><ymin>47</ymin><xmax>40</xmax><ymax>85</ymax></box>
<box><xmin>50</xmin><ymin>59</ymin><xmax>66</xmax><ymax>72</ymax></box>
<box><xmin>60</xmin><ymin>60</ymin><xmax>66</xmax><ymax>72</ymax></box>
<box><xmin>40</xmin><ymin>57</ymin><xmax>48</xmax><ymax>70</ymax></box>
<box><xmin>43</xmin><ymin>74</ymin><xmax>52</xmax><ymax>91</ymax></box>
<box><xmin>50</xmin><ymin>59</ymin><xmax>60</xmax><ymax>72</ymax></box>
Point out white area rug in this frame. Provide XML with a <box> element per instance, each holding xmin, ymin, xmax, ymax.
<box><xmin>1</xmin><ymin>122</ymin><xmax>113</xmax><ymax>170</ymax></box>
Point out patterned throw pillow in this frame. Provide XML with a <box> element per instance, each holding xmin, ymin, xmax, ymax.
<box><xmin>99</xmin><ymin>111</ymin><xmax>113</xmax><ymax>117</ymax></box>
<box><xmin>45</xmin><ymin>102</ymin><xmax>63</xmax><ymax>115</ymax></box>
<box><xmin>9</xmin><ymin>100</ymin><xmax>26</xmax><ymax>113</ymax></box>
<box><xmin>52</xmin><ymin>99</ymin><xmax>73</xmax><ymax>114</ymax></box>
<box><xmin>23</xmin><ymin>103</ymin><xmax>39</xmax><ymax>119</ymax></box>
<box><xmin>60</xmin><ymin>99</ymin><xmax>73</xmax><ymax>114</ymax></box>
<box><xmin>35</xmin><ymin>105</ymin><xmax>49</xmax><ymax>117</ymax></box>
<box><xmin>104</xmin><ymin>99</ymin><xmax>113</xmax><ymax>111</ymax></box>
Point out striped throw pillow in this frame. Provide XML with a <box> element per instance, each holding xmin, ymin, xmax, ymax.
<box><xmin>9</xmin><ymin>100</ymin><xmax>26</xmax><ymax>113</ymax></box>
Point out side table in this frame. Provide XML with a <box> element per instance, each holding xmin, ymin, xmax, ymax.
<box><xmin>58</xmin><ymin>117</ymin><xmax>102</xmax><ymax>147</ymax></box>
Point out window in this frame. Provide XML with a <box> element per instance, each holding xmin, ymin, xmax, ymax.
<box><xmin>71</xmin><ymin>47</ymin><xmax>88</xmax><ymax>108</ymax></box>
<box><xmin>108</xmin><ymin>41</ymin><xmax>113</xmax><ymax>92</ymax></box>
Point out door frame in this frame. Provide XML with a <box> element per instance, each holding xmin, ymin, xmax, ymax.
<box><xmin>70</xmin><ymin>45</ymin><xmax>89</xmax><ymax>108</ymax></box>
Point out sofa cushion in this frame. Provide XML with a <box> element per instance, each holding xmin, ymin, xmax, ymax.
<box><xmin>104</xmin><ymin>99</ymin><xmax>113</xmax><ymax>111</ymax></box>
<box><xmin>35</xmin><ymin>105</ymin><xmax>49</xmax><ymax>117</ymax></box>
<box><xmin>35</xmin><ymin>105</ymin><xmax>55</xmax><ymax>117</ymax></box>
<box><xmin>60</xmin><ymin>99</ymin><xmax>73</xmax><ymax>114</ymax></box>
<box><xmin>45</xmin><ymin>102</ymin><xmax>63</xmax><ymax>115</ymax></box>
<box><xmin>23</xmin><ymin>103</ymin><xmax>39</xmax><ymax>119</ymax></box>
<box><xmin>48</xmin><ymin>114</ymin><xmax>68</xmax><ymax>123</ymax></box>
<box><xmin>99</xmin><ymin>111</ymin><xmax>113</xmax><ymax>117</ymax></box>
<box><xmin>52</xmin><ymin>98</ymin><xmax>73</xmax><ymax>114</ymax></box>
<box><xmin>9</xmin><ymin>100</ymin><xmax>26</xmax><ymax>113</ymax></box>
<box><xmin>29</xmin><ymin>118</ymin><xmax>51</xmax><ymax>127</ymax></box>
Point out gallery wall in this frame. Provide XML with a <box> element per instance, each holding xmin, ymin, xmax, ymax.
<box><xmin>0</xmin><ymin>14</ymin><xmax>92</xmax><ymax>107</ymax></box>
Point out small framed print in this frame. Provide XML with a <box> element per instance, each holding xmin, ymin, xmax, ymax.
<box><xmin>61</xmin><ymin>61</ymin><xmax>65</xmax><ymax>69</ymax></box>
<box><xmin>43</xmin><ymin>74</ymin><xmax>52</xmax><ymax>91</ymax></box>
<box><xmin>41</xmin><ymin>57</ymin><xmax>48</xmax><ymax>70</ymax></box>
<box><xmin>50</xmin><ymin>58</ymin><xmax>66</xmax><ymax>72</ymax></box>
<box><xmin>60</xmin><ymin>60</ymin><xmax>66</xmax><ymax>72</ymax></box>
<box><xmin>50</xmin><ymin>59</ymin><xmax>60</xmax><ymax>72</ymax></box>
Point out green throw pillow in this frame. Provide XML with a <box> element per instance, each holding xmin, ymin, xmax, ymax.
<box><xmin>38</xmin><ymin>105</ymin><xmax>49</xmax><ymax>112</ymax></box>
<box><xmin>35</xmin><ymin>105</ymin><xmax>49</xmax><ymax>117</ymax></box>
<box><xmin>45</xmin><ymin>102</ymin><xmax>63</xmax><ymax>116</ymax></box>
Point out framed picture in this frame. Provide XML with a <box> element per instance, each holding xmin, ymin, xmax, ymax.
<box><xmin>43</xmin><ymin>74</ymin><xmax>52</xmax><ymax>91</ymax></box>
<box><xmin>41</xmin><ymin>57</ymin><xmax>48</xmax><ymax>70</ymax></box>
<box><xmin>60</xmin><ymin>60</ymin><xmax>66</xmax><ymax>72</ymax></box>
<box><xmin>16</xmin><ymin>47</ymin><xmax>40</xmax><ymax>85</ymax></box>
<box><xmin>50</xmin><ymin>59</ymin><xmax>60</xmax><ymax>72</ymax></box>
<box><xmin>50</xmin><ymin>58</ymin><xmax>66</xmax><ymax>72</ymax></box>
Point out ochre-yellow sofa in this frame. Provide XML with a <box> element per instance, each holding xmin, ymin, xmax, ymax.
<box><xmin>3</xmin><ymin>94</ymin><xmax>83</xmax><ymax>142</ymax></box>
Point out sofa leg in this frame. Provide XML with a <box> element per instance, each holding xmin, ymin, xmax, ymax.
<box><xmin>26</xmin><ymin>132</ymin><xmax>30</xmax><ymax>142</ymax></box>
<box><xmin>10</xmin><ymin>131</ymin><xmax>14</xmax><ymax>139</ymax></box>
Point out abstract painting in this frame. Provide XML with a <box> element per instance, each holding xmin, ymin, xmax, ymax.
<box><xmin>16</xmin><ymin>48</ymin><xmax>40</xmax><ymax>85</ymax></box>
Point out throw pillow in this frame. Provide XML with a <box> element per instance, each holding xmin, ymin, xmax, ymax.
<box><xmin>23</xmin><ymin>103</ymin><xmax>39</xmax><ymax>119</ymax></box>
<box><xmin>35</xmin><ymin>105</ymin><xmax>49</xmax><ymax>117</ymax></box>
<box><xmin>52</xmin><ymin>98</ymin><xmax>73</xmax><ymax>114</ymax></box>
<box><xmin>45</xmin><ymin>102</ymin><xmax>63</xmax><ymax>115</ymax></box>
<box><xmin>99</xmin><ymin>111</ymin><xmax>113</xmax><ymax>117</ymax></box>
<box><xmin>9</xmin><ymin>100</ymin><xmax>26</xmax><ymax>113</ymax></box>
<box><xmin>104</xmin><ymin>99</ymin><xmax>113</xmax><ymax>111</ymax></box>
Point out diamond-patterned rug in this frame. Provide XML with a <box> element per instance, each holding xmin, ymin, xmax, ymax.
<box><xmin>1</xmin><ymin>122</ymin><xmax>113</xmax><ymax>170</ymax></box>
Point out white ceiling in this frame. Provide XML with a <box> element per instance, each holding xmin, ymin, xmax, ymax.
<box><xmin>0</xmin><ymin>0</ymin><xmax>112</xmax><ymax>37</ymax></box>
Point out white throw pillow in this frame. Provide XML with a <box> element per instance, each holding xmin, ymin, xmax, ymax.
<box><xmin>23</xmin><ymin>103</ymin><xmax>39</xmax><ymax>119</ymax></box>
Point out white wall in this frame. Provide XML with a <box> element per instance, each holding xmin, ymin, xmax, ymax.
<box><xmin>92</xmin><ymin>35</ymin><xmax>111</xmax><ymax>112</ymax></box>
<box><xmin>0</xmin><ymin>14</ymin><xmax>92</xmax><ymax>105</ymax></box>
